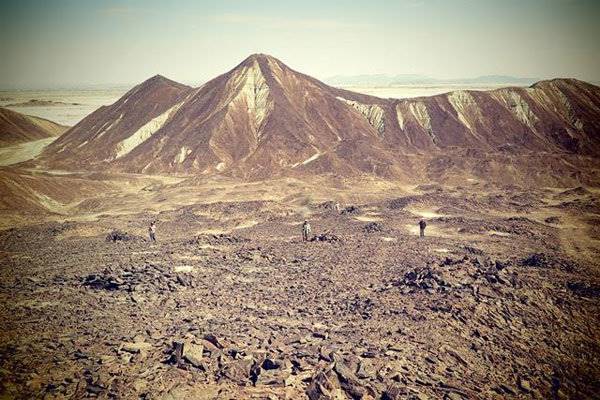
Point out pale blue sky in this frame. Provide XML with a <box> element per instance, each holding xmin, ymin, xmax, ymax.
<box><xmin>1</xmin><ymin>0</ymin><xmax>599</xmax><ymax>88</ymax></box>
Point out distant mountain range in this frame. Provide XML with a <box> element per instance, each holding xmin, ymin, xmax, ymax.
<box><xmin>324</xmin><ymin>74</ymin><xmax>539</xmax><ymax>87</ymax></box>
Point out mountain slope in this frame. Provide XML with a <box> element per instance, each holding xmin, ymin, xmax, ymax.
<box><xmin>124</xmin><ymin>54</ymin><xmax>400</xmax><ymax>177</ymax></box>
<box><xmin>0</xmin><ymin>108</ymin><xmax>68</xmax><ymax>146</ymax></box>
<box><xmin>44</xmin><ymin>75</ymin><xmax>193</xmax><ymax>165</ymax></box>
<box><xmin>386</xmin><ymin>79</ymin><xmax>600</xmax><ymax>155</ymax></box>
<box><xmin>37</xmin><ymin>55</ymin><xmax>600</xmax><ymax>182</ymax></box>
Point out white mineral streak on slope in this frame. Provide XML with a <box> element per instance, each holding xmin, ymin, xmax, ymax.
<box><xmin>448</xmin><ymin>91</ymin><xmax>478</xmax><ymax>130</ymax></box>
<box><xmin>56</xmin><ymin>113</ymin><xmax>123</xmax><ymax>154</ymax></box>
<box><xmin>528</xmin><ymin>86</ymin><xmax>580</xmax><ymax>130</ymax></box>
<box><xmin>120</xmin><ymin>90</ymin><xmax>133</xmax><ymax>107</ymax></box>
<box><xmin>302</xmin><ymin>152</ymin><xmax>322</xmax><ymax>165</ymax></box>
<box><xmin>174</xmin><ymin>146</ymin><xmax>192</xmax><ymax>164</ymax></box>
<box><xmin>550</xmin><ymin>83</ymin><xmax>584</xmax><ymax>130</ymax></box>
<box><xmin>114</xmin><ymin>103</ymin><xmax>182</xmax><ymax>159</ymax></box>
<box><xmin>528</xmin><ymin>88</ymin><xmax>554</xmax><ymax>113</ymax></box>
<box><xmin>396</xmin><ymin>107</ymin><xmax>405</xmax><ymax>130</ymax></box>
<box><xmin>447</xmin><ymin>91</ymin><xmax>485</xmax><ymax>141</ymax></box>
<box><xmin>336</xmin><ymin>97</ymin><xmax>385</xmax><ymax>135</ymax></box>
<box><xmin>494</xmin><ymin>90</ymin><xmax>539</xmax><ymax>130</ymax></box>
<box><xmin>409</xmin><ymin>101</ymin><xmax>436</xmax><ymax>143</ymax></box>
<box><xmin>209</xmin><ymin>59</ymin><xmax>274</xmax><ymax>169</ymax></box>
<box><xmin>291</xmin><ymin>152</ymin><xmax>322</xmax><ymax>168</ymax></box>
<box><xmin>96</xmin><ymin>113</ymin><xmax>124</xmax><ymax>139</ymax></box>
<box><xmin>409</xmin><ymin>102</ymin><xmax>431</xmax><ymax>130</ymax></box>
<box><xmin>231</xmin><ymin>59</ymin><xmax>272</xmax><ymax>136</ymax></box>
<box><xmin>395</xmin><ymin>104</ymin><xmax>416</xmax><ymax>146</ymax></box>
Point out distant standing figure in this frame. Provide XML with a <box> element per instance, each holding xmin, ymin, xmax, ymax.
<box><xmin>334</xmin><ymin>202</ymin><xmax>341</xmax><ymax>213</ymax></box>
<box><xmin>419</xmin><ymin>219</ymin><xmax>427</xmax><ymax>238</ymax></box>
<box><xmin>149</xmin><ymin>221</ymin><xmax>157</xmax><ymax>242</ymax></box>
<box><xmin>302</xmin><ymin>220</ymin><xmax>312</xmax><ymax>242</ymax></box>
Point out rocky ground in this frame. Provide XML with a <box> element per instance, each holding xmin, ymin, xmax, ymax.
<box><xmin>1</xmin><ymin>184</ymin><xmax>599</xmax><ymax>399</ymax></box>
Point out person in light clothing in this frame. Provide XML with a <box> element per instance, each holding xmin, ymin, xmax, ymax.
<box><xmin>149</xmin><ymin>221</ymin><xmax>157</xmax><ymax>242</ymax></box>
<box><xmin>302</xmin><ymin>220</ymin><xmax>312</xmax><ymax>242</ymax></box>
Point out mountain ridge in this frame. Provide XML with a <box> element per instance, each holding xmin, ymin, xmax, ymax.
<box><xmin>36</xmin><ymin>54</ymin><xmax>600</xmax><ymax>184</ymax></box>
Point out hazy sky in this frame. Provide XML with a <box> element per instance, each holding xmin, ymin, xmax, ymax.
<box><xmin>1</xmin><ymin>0</ymin><xmax>599</xmax><ymax>88</ymax></box>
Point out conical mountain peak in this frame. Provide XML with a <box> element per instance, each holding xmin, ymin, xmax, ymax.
<box><xmin>137</xmin><ymin>74</ymin><xmax>190</xmax><ymax>91</ymax></box>
<box><xmin>241</xmin><ymin>53</ymin><xmax>280</xmax><ymax>64</ymax></box>
<box><xmin>233</xmin><ymin>53</ymin><xmax>288</xmax><ymax>77</ymax></box>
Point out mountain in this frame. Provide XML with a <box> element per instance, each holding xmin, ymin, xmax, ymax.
<box><xmin>37</xmin><ymin>54</ymin><xmax>600</xmax><ymax>183</ymax></box>
<box><xmin>0</xmin><ymin>108</ymin><xmax>68</xmax><ymax>146</ymax></box>
<box><xmin>39</xmin><ymin>54</ymin><xmax>400</xmax><ymax>178</ymax></box>
<box><xmin>43</xmin><ymin>75</ymin><xmax>192</xmax><ymax>165</ymax></box>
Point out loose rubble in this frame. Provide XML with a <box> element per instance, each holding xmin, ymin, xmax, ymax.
<box><xmin>310</xmin><ymin>232</ymin><xmax>342</xmax><ymax>242</ymax></box>
<box><xmin>105</xmin><ymin>229</ymin><xmax>137</xmax><ymax>242</ymax></box>
<box><xmin>1</xmin><ymin>185</ymin><xmax>599</xmax><ymax>399</ymax></box>
<box><xmin>363</xmin><ymin>222</ymin><xmax>384</xmax><ymax>233</ymax></box>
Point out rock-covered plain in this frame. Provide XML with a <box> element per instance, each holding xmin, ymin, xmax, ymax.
<box><xmin>1</xmin><ymin>184</ymin><xmax>599</xmax><ymax>399</ymax></box>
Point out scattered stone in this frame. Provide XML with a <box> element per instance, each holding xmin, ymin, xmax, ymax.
<box><xmin>517</xmin><ymin>376</ymin><xmax>532</xmax><ymax>392</ymax></box>
<box><xmin>381</xmin><ymin>384</ymin><xmax>408</xmax><ymax>400</ymax></box>
<box><xmin>520</xmin><ymin>253</ymin><xmax>575</xmax><ymax>271</ymax></box>
<box><xmin>463</xmin><ymin>246</ymin><xmax>484</xmax><ymax>255</ymax></box>
<box><xmin>388</xmin><ymin>197</ymin><xmax>418</xmax><ymax>210</ymax></box>
<box><xmin>317</xmin><ymin>201</ymin><xmax>340</xmax><ymax>212</ymax></box>
<box><xmin>86</xmin><ymin>382</ymin><xmax>105</xmax><ymax>395</ymax></box>
<box><xmin>183</xmin><ymin>343</ymin><xmax>204</xmax><ymax>368</ymax></box>
<box><xmin>310</xmin><ymin>233</ymin><xmax>341</xmax><ymax>242</ymax></box>
<box><xmin>341</xmin><ymin>205</ymin><xmax>361</xmax><ymax>215</ymax></box>
<box><xmin>567</xmin><ymin>281</ymin><xmax>600</xmax><ymax>298</ymax></box>
<box><xmin>105</xmin><ymin>230</ymin><xmax>135</xmax><ymax>242</ymax></box>
<box><xmin>221</xmin><ymin>357</ymin><xmax>255</xmax><ymax>385</ymax></box>
<box><xmin>306</xmin><ymin>370</ymin><xmax>341</xmax><ymax>400</ymax></box>
<box><xmin>363</xmin><ymin>222</ymin><xmax>383</xmax><ymax>233</ymax></box>
<box><xmin>120</xmin><ymin>341</ymin><xmax>151</xmax><ymax>354</ymax></box>
<box><xmin>203</xmin><ymin>333</ymin><xmax>225</xmax><ymax>349</ymax></box>
<box><xmin>82</xmin><ymin>274</ymin><xmax>123</xmax><ymax>291</ymax></box>
<box><xmin>167</xmin><ymin>341</ymin><xmax>185</xmax><ymax>365</ymax></box>
<box><xmin>332</xmin><ymin>353</ymin><xmax>365</xmax><ymax>398</ymax></box>
<box><xmin>255</xmin><ymin>368</ymin><xmax>288</xmax><ymax>386</ymax></box>
<box><xmin>520</xmin><ymin>253</ymin><xmax>550</xmax><ymax>268</ymax></box>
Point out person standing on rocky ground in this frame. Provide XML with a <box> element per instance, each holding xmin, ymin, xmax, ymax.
<box><xmin>149</xmin><ymin>221</ymin><xmax>157</xmax><ymax>242</ymax></box>
<box><xmin>419</xmin><ymin>219</ymin><xmax>427</xmax><ymax>238</ymax></box>
<box><xmin>302</xmin><ymin>220</ymin><xmax>312</xmax><ymax>242</ymax></box>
